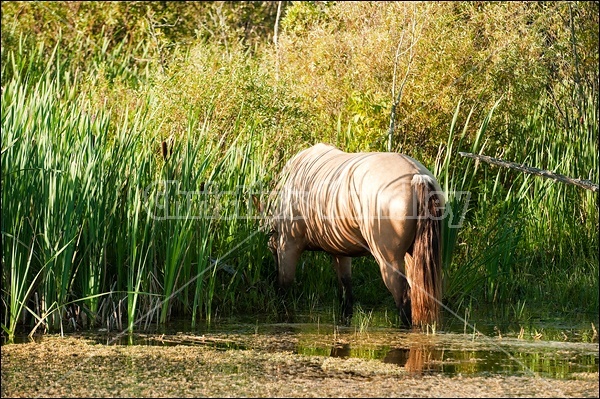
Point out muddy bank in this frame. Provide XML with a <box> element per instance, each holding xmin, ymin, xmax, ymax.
<box><xmin>1</xmin><ymin>335</ymin><xmax>598</xmax><ymax>398</ymax></box>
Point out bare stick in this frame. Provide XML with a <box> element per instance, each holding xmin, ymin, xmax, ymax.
<box><xmin>387</xmin><ymin>3</ymin><xmax>425</xmax><ymax>152</ymax></box>
<box><xmin>459</xmin><ymin>152</ymin><xmax>599</xmax><ymax>192</ymax></box>
<box><xmin>274</xmin><ymin>1</ymin><xmax>283</xmax><ymax>84</ymax></box>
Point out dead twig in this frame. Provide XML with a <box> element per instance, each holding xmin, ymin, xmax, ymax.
<box><xmin>459</xmin><ymin>152</ymin><xmax>599</xmax><ymax>192</ymax></box>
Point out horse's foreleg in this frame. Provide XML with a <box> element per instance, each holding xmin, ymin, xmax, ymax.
<box><xmin>276</xmin><ymin>242</ymin><xmax>302</xmax><ymax>322</ymax></box>
<box><xmin>277</xmin><ymin>243</ymin><xmax>302</xmax><ymax>290</ymax></box>
<box><xmin>333</xmin><ymin>255</ymin><xmax>353</xmax><ymax>323</ymax></box>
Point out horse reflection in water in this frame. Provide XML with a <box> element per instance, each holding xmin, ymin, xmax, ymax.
<box><xmin>268</xmin><ymin>143</ymin><xmax>445</xmax><ymax>327</ymax></box>
<box><xmin>382</xmin><ymin>345</ymin><xmax>443</xmax><ymax>374</ymax></box>
<box><xmin>330</xmin><ymin>343</ymin><xmax>442</xmax><ymax>374</ymax></box>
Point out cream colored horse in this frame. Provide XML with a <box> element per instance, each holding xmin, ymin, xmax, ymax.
<box><xmin>268</xmin><ymin>143</ymin><xmax>444</xmax><ymax>327</ymax></box>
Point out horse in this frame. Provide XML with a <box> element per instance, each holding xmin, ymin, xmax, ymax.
<box><xmin>267</xmin><ymin>143</ymin><xmax>444</xmax><ymax>327</ymax></box>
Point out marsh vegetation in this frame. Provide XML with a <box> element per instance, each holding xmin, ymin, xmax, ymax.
<box><xmin>1</xmin><ymin>2</ymin><xmax>598</xmax><ymax>344</ymax></box>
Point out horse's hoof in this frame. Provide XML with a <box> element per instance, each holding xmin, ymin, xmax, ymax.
<box><xmin>340</xmin><ymin>312</ymin><xmax>353</xmax><ymax>326</ymax></box>
<box><xmin>278</xmin><ymin>313</ymin><xmax>295</xmax><ymax>323</ymax></box>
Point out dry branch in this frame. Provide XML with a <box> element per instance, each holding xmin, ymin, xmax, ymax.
<box><xmin>459</xmin><ymin>152</ymin><xmax>599</xmax><ymax>193</ymax></box>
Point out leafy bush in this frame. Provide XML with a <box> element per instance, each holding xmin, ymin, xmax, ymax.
<box><xmin>276</xmin><ymin>1</ymin><xmax>599</xmax><ymax>162</ymax></box>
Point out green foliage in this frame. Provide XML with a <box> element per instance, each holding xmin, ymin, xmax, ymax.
<box><xmin>439</xmin><ymin>91</ymin><xmax>598</xmax><ymax>314</ymax></box>
<box><xmin>277</xmin><ymin>1</ymin><xmax>599</xmax><ymax>161</ymax></box>
<box><xmin>0</xmin><ymin>1</ymin><xmax>284</xmax><ymax>87</ymax></box>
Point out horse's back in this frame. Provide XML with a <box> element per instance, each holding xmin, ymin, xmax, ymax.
<box><xmin>273</xmin><ymin>143</ymin><xmax>438</xmax><ymax>256</ymax></box>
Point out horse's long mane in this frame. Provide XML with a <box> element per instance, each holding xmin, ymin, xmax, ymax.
<box><xmin>407</xmin><ymin>176</ymin><xmax>443</xmax><ymax>326</ymax></box>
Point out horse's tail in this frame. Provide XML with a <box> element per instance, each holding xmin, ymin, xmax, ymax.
<box><xmin>409</xmin><ymin>174</ymin><xmax>443</xmax><ymax>327</ymax></box>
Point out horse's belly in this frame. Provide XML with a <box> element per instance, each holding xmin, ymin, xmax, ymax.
<box><xmin>304</xmin><ymin>219</ymin><xmax>370</xmax><ymax>257</ymax></box>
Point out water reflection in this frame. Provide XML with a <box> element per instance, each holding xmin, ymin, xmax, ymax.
<box><xmin>381</xmin><ymin>346</ymin><xmax>443</xmax><ymax>374</ymax></box>
<box><xmin>326</xmin><ymin>340</ymin><xmax>598</xmax><ymax>378</ymax></box>
<box><xmin>330</xmin><ymin>343</ymin><xmax>351</xmax><ymax>358</ymax></box>
<box><xmin>330</xmin><ymin>343</ymin><xmax>445</xmax><ymax>375</ymax></box>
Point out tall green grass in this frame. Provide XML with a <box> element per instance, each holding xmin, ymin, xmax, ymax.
<box><xmin>1</xmin><ymin>38</ymin><xmax>265</xmax><ymax>340</ymax></box>
<box><xmin>435</xmin><ymin>92</ymin><xmax>598</xmax><ymax>315</ymax></box>
<box><xmin>1</xmin><ymin>33</ymin><xmax>304</xmax><ymax>340</ymax></box>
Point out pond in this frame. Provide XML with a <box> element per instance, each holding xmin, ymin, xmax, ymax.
<box><xmin>2</xmin><ymin>308</ymin><xmax>598</xmax><ymax>397</ymax></box>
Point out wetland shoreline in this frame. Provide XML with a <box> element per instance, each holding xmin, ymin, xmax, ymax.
<box><xmin>2</xmin><ymin>329</ymin><xmax>598</xmax><ymax>398</ymax></box>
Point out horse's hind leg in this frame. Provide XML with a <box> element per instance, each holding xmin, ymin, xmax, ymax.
<box><xmin>333</xmin><ymin>255</ymin><xmax>353</xmax><ymax>323</ymax></box>
<box><xmin>372</xmin><ymin>253</ymin><xmax>412</xmax><ymax>327</ymax></box>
